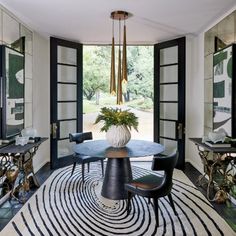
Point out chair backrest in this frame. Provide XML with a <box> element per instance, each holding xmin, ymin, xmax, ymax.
<box><xmin>69</xmin><ymin>132</ymin><xmax>92</xmax><ymax>144</ymax></box>
<box><xmin>151</xmin><ymin>151</ymin><xmax>178</xmax><ymax>172</ymax></box>
<box><xmin>151</xmin><ymin>151</ymin><xmax>179</xmax><ymax>195</ymax></box>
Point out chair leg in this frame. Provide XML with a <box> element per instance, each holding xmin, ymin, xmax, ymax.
<box><xmin>71</xmin><ymin>162</ymin><xmax>76</xmax><ymax>176</ymax></box>
<box><xmin>153</xmin><ymin>198</ymin><xmax>159</xmax><ymax>227</ymax></box>
<box><xmin>101</xmin><ymin>159</ymin><xmax>104</xmax><ymax>176</ymax></box>
<box><xmin>82</xmin><ymin>163</ymin><xmax>85</xmax><ymax>182</ymax></box>
<box><xmin>126</xmin><ymin>191</ymin><xmax>132</xmax><ymax>216</ymax></box>
<box><xmin>168</xmin><ymin>193</ymin><xmax>177</xmax><ymax>215</ymax></box>
<box><xmin>87</xmin><ymin>162</ymin><xmax>90</xmax><ymax>173</ymax></box>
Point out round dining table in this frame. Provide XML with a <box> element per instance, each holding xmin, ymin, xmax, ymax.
<box><xmin>73</xmin><ymin>139</ymin><xmax>164</xmax><ymax>200</ymax></box>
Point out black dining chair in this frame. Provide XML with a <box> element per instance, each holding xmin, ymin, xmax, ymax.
<box><xmin>125</xmin><ymin>151</ymin><xmax>178</xmax><ymax>226</ymax></box>
<box><xmin>69</xmin><ymin>132</ymin><xmax>104</xmax><ymax>182</ymax></box>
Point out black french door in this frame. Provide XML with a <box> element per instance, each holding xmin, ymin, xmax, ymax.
<box><xmin>154</xmin><ymin>37</ymin><xmax>186</xmax><ymax>169</ymax></box>
<box><xmin>50</xmin><ymin>37</ymin><xmax>83</xmax><ymax>169</ymax></box>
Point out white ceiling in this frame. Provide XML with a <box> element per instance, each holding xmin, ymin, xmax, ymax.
<box><xmin>0</xmin><ymin>0</ymin><xmax>235</xmax><ymax>44</ymax></box>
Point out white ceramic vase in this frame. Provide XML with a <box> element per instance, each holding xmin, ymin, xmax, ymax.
<box><xmin>106</xmin><ymin>125</ymin><xmax>131</xmax><ymax>148</ymax></box>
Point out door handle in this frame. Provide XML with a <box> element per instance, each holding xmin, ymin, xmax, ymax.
<box><xmin>177</xmin><ymin>123</ymin><xmax>183</xmax><ymax>140</ymax></box>
<box><xmin>51</xmin><ymin>123</ymin><xmax>58</xmax><ymax>139</ymax></box>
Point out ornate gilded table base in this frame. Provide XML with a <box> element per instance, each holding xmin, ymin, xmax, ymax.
<box><xmin>0</xmin><ymin>138</ymin><xmax>47</xmax><ymax>203</ymax></box>
<box><xmin>190</xmin><ymin>138</ymin><xmax>236</xmax><ymax>203</ymax></box>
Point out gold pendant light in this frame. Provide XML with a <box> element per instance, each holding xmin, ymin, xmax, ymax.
<box><xmin>117</xmin><ymin>47</ymin><xmax>122</xmax><ymax>104</ymax></box>
<box><xmin>122</xmin><ymin>24</ymin><xmax>127</xmax><ymax>83</ymax></box>
<box><xmin>110</xmin><ymin>35</ymin><xmax>116</xmax><ymax>95</ymax></box>
<box><xmin>110</xmin><ymin>11</ymin><xmax>130</xmax><ymax>104</ymax></box>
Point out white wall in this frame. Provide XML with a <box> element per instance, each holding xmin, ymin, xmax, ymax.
<box><xmin>32</xmin><ymin>32</ymin><xmax>50</xmax><ymax>172</ymax></box>
<box><xmin>185</xmin><ymin>34</ymin><xmax>204</xmax><ymax>172</ymax></box>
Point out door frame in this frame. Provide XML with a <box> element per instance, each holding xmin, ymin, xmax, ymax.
<box><xmin>50</xmin><ymin>37</ymin><xmax>83</xmax><ymax>169</ymax></box>
<box><xmin>154</xmin><ymin>37</ymin><xmax>186</xmax><ymax>169</ymax></box>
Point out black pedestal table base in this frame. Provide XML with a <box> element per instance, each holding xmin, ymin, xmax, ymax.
<box><xmin>101</xmin><ymin>158</ymin><xmax>132</xmax><ymax>200</ymax></box>
<box><xmin>73</xmin><ymin>140</ymin><xmax>164</xmax><ymax>200</ymax></box>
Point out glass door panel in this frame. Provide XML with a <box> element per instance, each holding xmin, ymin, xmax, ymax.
<box><xmin>58</xmin><ymin>84</ymin><xmax>77</xmax><ymax>101</ymax></box>
<box><xmin>59</xmin><ymin>120</ymin><xmax>77</xmax><ymax>139</ymax></box>
<box><xmin>57</xmin><ymin>65</ymin><xmax>77</xmax><ymax>83</ymax></box>
<box><xmin>58</xmin><ymin>140</ymin><xmax>74</xmax><ymax>158</ymax></box>
<box><xmin>160</xmin><ymin>103</ymin><xmax>178</xmax><ymax>120</ymax></box>
<box><xmin>160</xmin><ymin>46</ymin><xmax>178</xmax><ymax>65</ymax></box>
<box><xmin>159</xmin><ymin>120</ymin><xmax>176</xmax><ymax>139</ymax></box>
<box><xmin>50</xmin><ymin>37</ymin><xmax>82</xmax><ymax>169</ymax></box>
<box><xmin>160</xmin><ymin>65</ymin><xmax>178</xmax><ymax>83</ymax></box>
<box><xmin>57</xmin><ymin>46</ymin><xmax>77</xmax><ymax>65</ymax></box>
<box><xmin>160</xmin><ymin>84</ymin><xmax>178</xmax><ymax>101</ymax></box>
<box><xmin>57</xmin><ymin>102</ymin><xmax>77</xmax><ymax>120</ymax></box>
<box><xmin>159</xmin><ymin>138</ymin><xmax>177</xmax><ymax>154</ymax></box>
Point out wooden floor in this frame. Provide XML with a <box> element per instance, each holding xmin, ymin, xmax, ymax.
<box><xmin>0</xmin><ymin>162</ymin><xmax>235</xmax><ymax>232</ymax></box>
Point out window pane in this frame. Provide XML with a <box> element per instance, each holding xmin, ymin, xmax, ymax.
<box><xmin>160</xmin><ymin>84</ymin><xmax>178</xmax><ymax>101</ymax></box>
<box><xmin>25</xmin><ymin>78</ymin><xmax>32</xmax><ymax>103</ymax></box>
<box><xmin>160</xmin><ymin>46</ymin><xmax>178</xmax><ymax>65</ymax></box>
<box><xmin>160</xmin><ymin>65</ymin><xmax>178</xmax><ymax>83</ymax></box>
<box><xmin>58</xmin><ymin>65</ymin><xmax>77</xmax><ymax>83</ymax></box>
<box><xmin>59</xmin><ymin>120</ymin><xmax>76</xmax><ymax>139</ymax></box>
<box><xmin>58</xmin><ymin>46</ymin><xmax>77</xmax><ymax>65</ymax></box>
<box><xmin>160</xmin><ymin>120</ymin><xmax>176</xmax><ymax>139</ymax></box>
<box><xmin>58</xmin><ymin>102</ymin><xmax>76</xmax><ymax>120</ymax></box>
<box><xmin>160</xmin><ymin>103</ymin><xmax>178</xmax><ymax>120</ymax></box>
<box><xmin>25</xmin><ymin>54</ymin><xmax>33</xmax><ymax>78</ymax></box>
<box><xmin>58</xmin><ymin>139</ymin><xmax>74</xmax><ymax>158</ymax></box>
<box><xmin>58</xmin><ymin>84</ymin><xmax>77</xmax><ymax>101</ymax></box>
<box><xmin>3</xmin><ymin>12</ymin><xmax>20</xmax><ymax>45</ymax></box>
<box><xmin>159</xmin><ymin>138</ymin><xmax>177</xmax><ymax>155</ymax></box>
<box><xmin>20</xmin><ymin>25</ymin><xmax>33</xmax><ymax>55</ymax></box>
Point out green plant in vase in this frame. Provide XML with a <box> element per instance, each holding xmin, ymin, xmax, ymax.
<box><xmin>94</xmin><ymin>107</ymin><xmax>138</xmax><ymax>147</ymax></box>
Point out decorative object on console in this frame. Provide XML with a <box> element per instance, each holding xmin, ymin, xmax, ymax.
<box><xmin>202</xmin><ymin>130</ymin><xmax>230</xmax><ymax>147</ymax></box>
<box><xmin>21</xmin><ymin>128</ymin><xmax>37</xmax><ymax>138</ymax></box>
<box><xmin>208</xmin><ymin>130</ymin><xmax>226</xmax><ymax>143</ymax></box>
<box><xmin>15</xmin><ymin>136</ymin><xmax>29</xmax><ymax>146</ymax></box>
<box><xmin>94</xmin><ymin>107</ymin><xmax>138</xmax><ymax>147</ymax></box>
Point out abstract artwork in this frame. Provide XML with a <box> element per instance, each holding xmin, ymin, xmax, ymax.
<box><xmin>1</xmin><ymin>46</ymin><xmax>24</xmax><ymax>139</ymax></box>
<box><xmin>213</xmin><ymin>45</ymin><xmax>232</xmax><ymax>136</ymax></box>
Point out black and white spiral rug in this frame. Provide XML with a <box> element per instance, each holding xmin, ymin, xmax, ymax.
<box><xmin>2</xmin><ymin>164</ymin><xmax>235</xmax><ymax>236</ymax></box>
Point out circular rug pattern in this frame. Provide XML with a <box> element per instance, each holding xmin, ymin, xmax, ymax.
<box><xmin>2</xmin><ymin>164</ymin><xmax>235</xmax><ymax>236</ymax></box>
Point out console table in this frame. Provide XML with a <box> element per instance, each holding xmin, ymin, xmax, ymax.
<box><xmin>190</xmin><ymin>138</ymin><xmax>236</xmax><ymax>202</ymax></box>
<box><xmin>0</xmin><ymin>138</ymin><xmax>47</xmax><ymax>203</ymax></box>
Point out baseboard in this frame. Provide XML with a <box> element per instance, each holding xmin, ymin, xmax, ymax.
<box><xmin>34</xmin><ymin>160</ymin><xmax>49</xmax><ymax>173</ymax></box>
<box><xmin>187</xmin><ymin>159</ymin><xmax>204</xmax><ymax>174</ymax></box>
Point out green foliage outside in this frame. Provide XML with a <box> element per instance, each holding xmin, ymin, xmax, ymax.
<box><xmin>94</xmin><ymin>107</ymin><xmax>139</xmax><ymax>132</ymax></box>
<box><xmin>83</xmin><ymin>46</ymin><xmax>110</xmax><ymax>100</ymax></box>
<box><xmin>83</xmin><ymin>45</ymin><xmax>153</xmax><ymax>111</ymax></box>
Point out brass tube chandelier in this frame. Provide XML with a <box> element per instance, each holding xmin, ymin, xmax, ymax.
<box><xmin>110</xmin><ymin>11</ymin><xmax>130</xmax><ymax>105</ymax></box>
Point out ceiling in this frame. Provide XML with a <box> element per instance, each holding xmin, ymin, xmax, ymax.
<box><xmin>0</xmin><ymin>0</ymin><xmax>235</xmax><ymax>44</ymax></box>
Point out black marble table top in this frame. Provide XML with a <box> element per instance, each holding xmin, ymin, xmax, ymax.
<box><xmin>0</xmin><ymin>138</ymin><xmax>48</xmax><ymax>154</ymax></box>
<box><xmin>73</xmin><ymin>139</ymin><xmax>164</xmax><ymax>158</ymax></box>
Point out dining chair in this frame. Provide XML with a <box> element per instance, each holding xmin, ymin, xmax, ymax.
<box><xmin>69</xmin><ymin>132</ymin><xmax>104</xmax><ymax>182</ymax></box>
<box><xmin>125</xmin><ymin>151</ymin><xmax>178</xmax><ymax>226</ymax></box>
